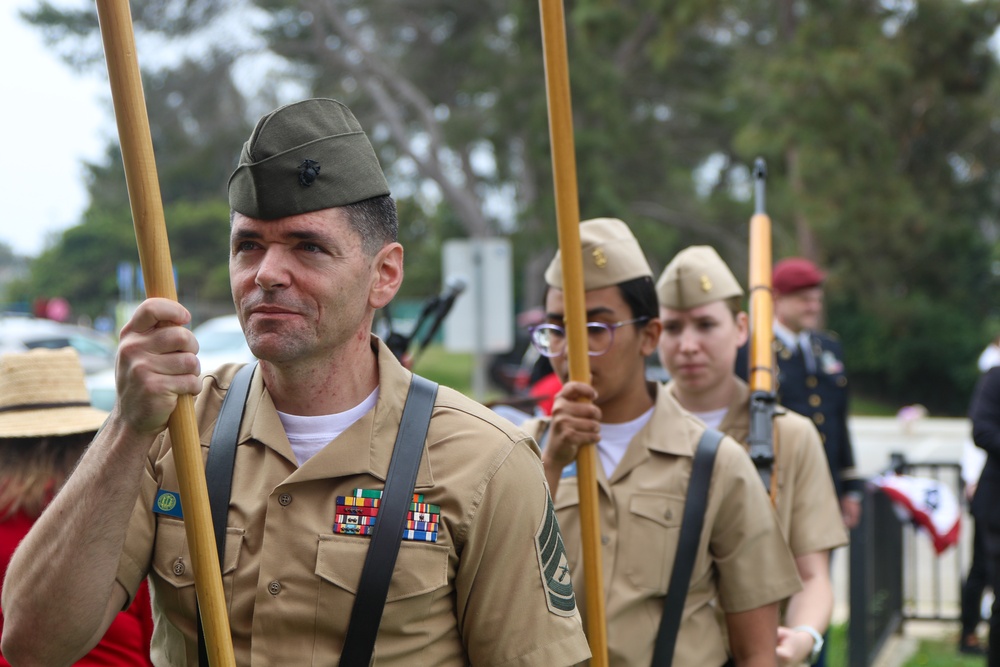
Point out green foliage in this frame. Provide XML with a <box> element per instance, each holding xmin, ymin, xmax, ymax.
<box><xmin>902</xmin><ymin>634</ymin><xmax>985</xmax><ymax>666</ymax></box>
<box><xmin>7</xmin><ymin>208</ymin><xmax>139</xmax><ymax>317</ymax></box>
<box><xmin>17</xmin><ymin>0</ymin><xmax>1000</xmax><ymax>414</ymax></box>
<box><xmin>409</xmin><ymin>345</ymin><xmax>475</xmax><ymax>395</ymax></box>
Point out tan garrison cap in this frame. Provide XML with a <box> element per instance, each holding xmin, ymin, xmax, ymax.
<box><xmin>228</xmin><ymin>98</ymin><xmax>390</xmax><ymax>220</ymax></box>
<box><xmin>656</xmin><ymin>245</ymin><xmax>744</xmax><ymax>310</ymax></box>
<box><xmin>544</xmin><ymin>218</ymin><xmax>653</xmax><ymax>290</ymax></box>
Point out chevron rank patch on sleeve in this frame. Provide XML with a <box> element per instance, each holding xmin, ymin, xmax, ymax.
<box><xmin>535</xmin><ymin>494</ymin><xmax>577</xmax><ymax>617</ymax></box>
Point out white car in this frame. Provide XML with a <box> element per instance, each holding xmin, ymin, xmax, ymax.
<box><xmin>193</xmin><ymin>314</ymin><xmax>255</xmax><ymax>373</ymax></box>
<box><xmin>86</xmin><ymin>314</ymin><xmax>254</xmax><ymax>410</ymax></box>
<box><xmin>0</xmin><ymin>314</ymin><xmax>116</xmax><ymax>375</ymax></box>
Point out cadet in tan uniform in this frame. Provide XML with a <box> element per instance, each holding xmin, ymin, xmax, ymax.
<box><xmin>655</xmin><ymin>246</ymin><xmax>847</xmax><ymax>666</ymax></box>
<box><xmin>523</xmin><ymin>218</ymin><xmax>800</xmax><ymax>667</ymax></box>
<box><xmin>1</xmin><ymin>99</ymin><xmax>590</xmax><ymax>667</ymax></box>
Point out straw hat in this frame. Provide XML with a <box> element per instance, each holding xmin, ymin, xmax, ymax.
<box><xmin>0</xmin><ymin>348</ymin><xmax>109</xmax><ymax>438</ymax></box>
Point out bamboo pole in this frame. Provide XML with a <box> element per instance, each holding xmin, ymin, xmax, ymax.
<box><xmin>95</xmin><ymin>2</ymin><xmax>235</xmax><ymax>665</ymax></box>
<box><xmin>537</xmin><ymin>1</ymin><xmax>608</xmax><ymax>664</ymax></box>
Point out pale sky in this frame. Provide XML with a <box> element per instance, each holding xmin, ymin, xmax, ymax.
<box><xmin>1</xmin><ymin>0</ymin><xmax>109</xmax><ymax>258</ymax></box>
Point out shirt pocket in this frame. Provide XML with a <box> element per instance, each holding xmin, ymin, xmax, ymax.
<box><xmin>151</xmin><ymin>517</ymin><xmax>245</xmax><ymax>611</ymax></box>
<box><xmin>623</xmin><ymin>493</ymin><xmax>684</xmax><ymax>592</ymax></box>
<box><xmin>313</xmin><ymin>534</ymin><xmax>450</xmax><ymax>661</ymax></box>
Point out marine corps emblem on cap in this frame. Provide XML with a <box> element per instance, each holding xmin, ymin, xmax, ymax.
<box><xmin>544</xmin><ymin>217</ymin><xmax>653</xmax><ymax>291</ymax></box>
<box><xmin>656</xmin><ymin>245</ymin><xmax>744</xmax><ymax>310</ymax></box>
<box><xmin>228</xmin><ymin>98</ymin><xmax>390</xmax><ymax>220</ymax></box>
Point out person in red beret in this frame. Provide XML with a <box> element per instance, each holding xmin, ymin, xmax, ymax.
<box><xmin>769</xmin><ymin>257</ymin><xmax>861</xmax><ymax>667</ymax></box>
<box><xmin>770</xmin><ymin>258</ymin><xmax>862</xmax><ymax>527</ymax></box>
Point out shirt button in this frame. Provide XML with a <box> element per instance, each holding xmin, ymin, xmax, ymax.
<box><xmin>806</xmin><ymin>376</ymin><xmax>818</xmax><ymax>388</ymax></box>
<box><xmin>268</xmin><ymin>581</ymin><xmax>281</xmax><ymax>596</ymax></box>
<box><xmin>813</xmin><ymin>413</ymin><xmax>826</xmax><ymax>426</ymax></box>
<box><xmin>279</xmin><ymin>493</ymin><xmax>292</xmax><ymax>506</ymax></box>
<box><xmin>809</xmin><ymin>394</ymin><xmax>822</xmax><ymax>407</ymax></box>
<box><xmin>601</xmin><ymin>535</ymin><xmax>610</xmax><ymax>545</ymax></box>
<box><xmin>172</xmin><ymin>558</ymin><xmax>185</xmax><ymax>576</ymax></box>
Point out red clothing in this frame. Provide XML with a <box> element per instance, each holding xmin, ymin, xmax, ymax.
<box><xmin>529</xmin><ymin>372</ymin><xmax>562</xmax><ymax>416</ymax></box>
<box><xmin>0</xmin><ymin>510</ymin><xmax>154</xmax><ymax>666</ymax></box>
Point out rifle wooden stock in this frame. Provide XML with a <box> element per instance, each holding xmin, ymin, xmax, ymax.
<box><xmin>95</xmin><ymin>2</ymin><xmax>236</xmax><ymax>665</ymax></box>
<box><xmin>748</xmin><ymin>158</ymin><xmax>777</xmax><ymax>504</ymax></box>
<box><xmin>538</xmin><ymin>1</ymin><xmax>608</xmax><ymax>663</ymax></box>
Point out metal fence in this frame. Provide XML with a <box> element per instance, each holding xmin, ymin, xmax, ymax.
<box><xmin>848</xmin><ymin>453</ymin><xmax>966</xmax><ymax>665</ymax></box>
<box><xmin>849</xmin><ymin>482</ymin><xmax>904</xmax><ymax>666</ymax></box>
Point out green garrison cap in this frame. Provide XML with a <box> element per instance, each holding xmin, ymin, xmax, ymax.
<box><xmin>656</xmin><ymin>245</ymin><xmax>744</xmax><ymax>309</ymax></box>
<box><xmin>228</xmin><ymin>98</ymin><xmax>390</xmax><ymax>220</ymax></box>
<box><xmin>544</xmin><ymin>218</ymin><xmax>653</xmax><ymax>290</ymax></box>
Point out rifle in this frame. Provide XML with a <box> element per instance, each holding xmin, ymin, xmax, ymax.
<box><xmin>747</xmin><ymin>158</ymin><xmax>778</xmax><ymax>505</ymax></box>
<box><xmin>385</xmin><ymin>278</ymin><xmax>467</xmax><ymax>366</ymax></box>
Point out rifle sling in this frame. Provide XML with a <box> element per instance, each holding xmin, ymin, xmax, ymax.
<box><xmin>651</xmin><ymin>427</ymin><xmax>724</xmax><ymax>667</ymax></box>
<box><xmin>339</xmin><ymin>375</ymin><xmax>437</xmax><ymax>667</ymax></box>
<box><xmin>194</xmin><ymin>365</ymin><xmax>438</xmax><ymax>667</ymax></box>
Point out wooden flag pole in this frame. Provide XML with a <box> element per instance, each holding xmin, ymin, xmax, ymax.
<box><xmin>95</xmin><ymin>2</ymin><xmax>235</xmax><ymax>665</ymax></box>
<box><xmin>537</xmin><ymin>1</ymin><xmax>608</xmax><ymax>664</ymax></box>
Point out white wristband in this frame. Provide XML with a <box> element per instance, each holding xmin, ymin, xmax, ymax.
<box><xmin>791</xmin><ymin>625</ymin><xmax>824</xmax><ymax>664</ymax></box>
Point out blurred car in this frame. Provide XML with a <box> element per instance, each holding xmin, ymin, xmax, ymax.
<box><xmin>85</xmin><ymin>314</ymin><xmax>254</xmax><ymax>411</ymax></box>
<box><xmin>194</xmin><ymin>314</ymin><xmax>255</xmax><ymax>372</ymax></box>
<box><xmin>85</xmin><ymin>368</ymin><xmax>118</xmax><ymax>411</ymax></box>
<box><xmin>0</xmin><ymin>315</ymin><xmax>116</xmax><ymax>375</ymax></box>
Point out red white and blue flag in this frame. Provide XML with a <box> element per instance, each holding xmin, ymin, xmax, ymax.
<box><xmin>871</xmin><ymin>473</ymin><xmax>961</xmax><ymax>555</ymax></box>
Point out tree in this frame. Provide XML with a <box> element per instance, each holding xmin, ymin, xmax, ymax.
<box><xmin>19</xmin><ymin>0</ymin><xmax>1000</xmax><ymax>411</ymax></box>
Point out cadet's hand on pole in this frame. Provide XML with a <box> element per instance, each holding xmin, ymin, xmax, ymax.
<box><xmin>543</xmin><ymin>381</ymin><xmax>601</xmax><ymax>473</ymax></box>
<box><xmin>775</xmin><ymin>625</ymin><xmax>813</xmax><ymax>666</ymax></box>
<box><xmin>114</xmin><ymin>298</ymin><xmax>202</xmax><ymax>437</ymax></box>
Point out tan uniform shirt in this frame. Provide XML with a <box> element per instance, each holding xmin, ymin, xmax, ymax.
<box><xmin>525</xmin><ymin>385</ymin><xmax>801</xmax><ymax>667</ymax></box>
<box><xmin>115</xmin><ymin>338</ymin><xmax>590</xmax><ymax>667</ymax></box>
<box><xmin>710</xmin><ymin>379</ymin><xmax>849</xmax><ymax>556</ymax></box>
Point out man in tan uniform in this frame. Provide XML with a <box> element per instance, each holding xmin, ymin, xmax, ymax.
<box><xmin>656</xmin><ymin>246</ymin><xmax>848</xmax><ymax>666</ymax></box>
<box><xmin>523</xmin><ymin>218</ymin><xmax>800</xmax><ymax>667</ymax></box>
<box><xmin>1</xmin><ymin>99</ymin><xmax>590</xmax><ymax>666</ymax></box>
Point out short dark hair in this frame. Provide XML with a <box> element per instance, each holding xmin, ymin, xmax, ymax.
<box><xmin>617</xmin><ymin>275</ymin><xmax>659</xmax><ymax>322</ymax></box>
<box><xmin>542</xmin><ymin>275</ymin><xmax>658</xmax><ymax>324</ymax></box>
<box><xmin>342</xmin><ymin>195</ymin><xmax>399</xmax><ymax>255</ymax></box>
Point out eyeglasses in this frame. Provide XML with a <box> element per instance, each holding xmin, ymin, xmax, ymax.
<box><xmin>528</xmin><ymin>317</ymin><xmax>651</xmax><ymax>358</ymax></box>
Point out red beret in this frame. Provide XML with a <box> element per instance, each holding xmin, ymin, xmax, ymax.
<box><xmin>772</xmin><ymin>257</ymin><xmax>825</xmax><ymax>294</ymax></box>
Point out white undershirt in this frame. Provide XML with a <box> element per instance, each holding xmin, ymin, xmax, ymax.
<box><xmin>597</xmin><ymin>407</ymin><xmax>654</xmax><ymax>478</ymax></box>
<box><xmin>278</xmin><ymin>387</ymin><xmax>380</xmax><ymax>466</ymax></box>
<box><xmin>690</xmin><ymin>407</ymin><xmax>729</xmax><ymax>430</ymax></box>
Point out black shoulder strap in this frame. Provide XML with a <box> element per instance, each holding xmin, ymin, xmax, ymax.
<box><xmin>197</xmin><ymin>361</ymin><xmax>257</xmax><ymax>667</ymax></box>
<box><xmin>651</xmin><ymin>427</ymin><xmax>724</xmax><ymax>667</ymax></box>
<box><xmin>339</xmin><ymin>374</ymin><xmax>438</xmax><ymax>667</ymax></box>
